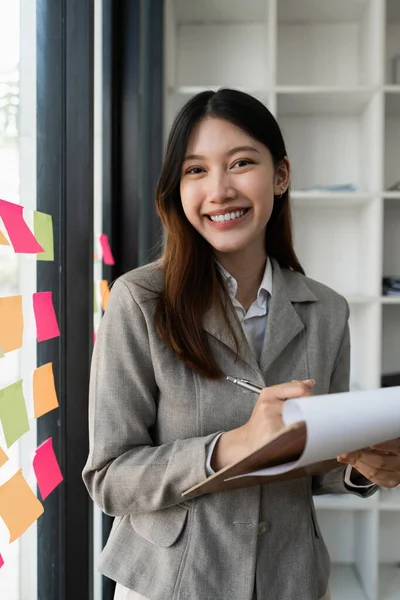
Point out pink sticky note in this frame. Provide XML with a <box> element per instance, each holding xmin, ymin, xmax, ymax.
<box><xmin>33</xmin><ymin>292</ymin><xmax>60</xmax><ymax>342</ymax></box>
<box><xmin>33</xmin><ymin>438</ymin><xmax>63</xmax><ymax>500</ymax></box>
<box><xmin>0</xmin><ymin>199</ymin><xmax>44</xmax><ymax>254</ymax></box>
<box><xmin>99</xmin><ymin>234</ymin><xmax>115</xmax><ymax>265</ymax></box>
<box><xmin>0</xmin><ymin>554</ymin><xmax>4</xmax><ymax>569</ymax></box>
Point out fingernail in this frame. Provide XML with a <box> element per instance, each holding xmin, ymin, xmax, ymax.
<box><xmin>304</xmin><ymin>379</ymin><xmax>315</xmax><ymax>386</ymax></box>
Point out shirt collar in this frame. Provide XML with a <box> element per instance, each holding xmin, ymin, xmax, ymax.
<box><xmin>216</xmin><ymin>257</ymin><xmax>273</xmax><ymax>309</ymax></box>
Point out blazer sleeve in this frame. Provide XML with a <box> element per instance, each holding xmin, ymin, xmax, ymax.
<box><xmin>312</xmin><ymin>302</ymin><xmax>378</xmax><ymax>497</ymax></box>
<box><xmin>82</xmin><ymin>277</ymin><xmax>219</xmax><ymax>517</ymax></box>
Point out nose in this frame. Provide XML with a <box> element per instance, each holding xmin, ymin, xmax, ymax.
<box><xmin>206</xmin><ymin>170</ymin><xmax>237</xmax><ymax>204</ymax></box>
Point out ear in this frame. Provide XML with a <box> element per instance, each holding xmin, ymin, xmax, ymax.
<box><xmin>273</xmin><ymin>157</ymin><xmax>290</xmax><ymax>196</ymax></box>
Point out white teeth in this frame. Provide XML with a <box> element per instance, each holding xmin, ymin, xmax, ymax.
<box><xmin>210</xmin><ymin>209</ymin><xmax>246</xmax><ymax>222</ymax></box>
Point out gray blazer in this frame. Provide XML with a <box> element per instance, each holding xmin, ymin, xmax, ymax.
<box><xmin>83</xmin><ymin>258</ymin><xmax>375</xmax><ymax>600</ymax></box>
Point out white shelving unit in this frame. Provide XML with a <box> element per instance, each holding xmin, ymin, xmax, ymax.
<box><xmin>164</xmin><ymin>1</ymin><xmax>400</xmax><ymax>598</ymax></box>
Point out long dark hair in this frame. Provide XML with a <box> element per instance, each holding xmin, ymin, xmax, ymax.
<box><xmin>154</xmin><ymin>88</ymin><xmax>304</xmax><ymax>379</ymax></box>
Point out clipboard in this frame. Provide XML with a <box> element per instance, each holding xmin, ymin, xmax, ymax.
<box><xmin>182</xmin><ymin>421</ymin><xmax>338</xmax><ymax>499</ymax></box>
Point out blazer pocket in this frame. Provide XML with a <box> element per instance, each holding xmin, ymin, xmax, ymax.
<box><xmin>130</xmin><ymin>504</ymin><xmax>189</xmax><ymax>547</ymax></box>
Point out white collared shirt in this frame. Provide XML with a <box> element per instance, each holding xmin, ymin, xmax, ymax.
<box><xmin>216</xmin><ymin>257</ymin><xmax>272</xmax><ymax>363</ymax></box>
<box><xmin>207</xmin><ymin>258</ymin><xmax>372</xmax><ymax>490</ymax></box>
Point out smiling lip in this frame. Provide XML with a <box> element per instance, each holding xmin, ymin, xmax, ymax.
<box><xmin>205</xmin><ymin>208</ymin><xmax>251</xmax><ymax>230</ymax></box>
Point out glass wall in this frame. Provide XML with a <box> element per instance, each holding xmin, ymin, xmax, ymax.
<box><xmin>0</xmin><ymin>0</ymin><xmax>38</xmax><ymax>598</ymax></box>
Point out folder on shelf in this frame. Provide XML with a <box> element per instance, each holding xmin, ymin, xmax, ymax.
<box><xmin>182</xmin><ymin>386</ymin><xmax>400</xmax><ymax>499</ymax></box>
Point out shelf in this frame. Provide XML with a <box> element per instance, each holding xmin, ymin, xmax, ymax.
<box><xmin>315</xmin><ymin>494</ymin><xmax>377</xmax><ymax>511</ymax></box>
<box><xmin>330</xmin><ymin>565</ymin><xmax>368</xmax><ymax>600</ymax></box>
<box><xmin>378</xmin><ymin>565</ymin><xmax>400</xmax><ymax>600</ymax></box>
<box><xmin>383</xmin><ymin>192</ymin><xmax>400</xmax><ymax>200</ymax></box>
<box><xmin>379</xmin><ymin>500</ymin><xmax>400</xmax><ymax>512</ymax></box>
<box><xmin>381</xmin><ymin>296</ymin><xmax>400</xmax><ymax>305</ymax></box>
<box><xmin>347</xmin><ymin>295</ymin><xmax>378</xmax><ymax>305</ymax></box>
<box><xmin>278</xmin><ymin>0</ymin><xmax>370</xmax><ymax>24</ymax></box>
<box><xmin>290</xmin><ymin>191</ymin><xmax>374</xmax><ymax>208</ymax></box>
<box><xmin>174</xmin><ymin>0</ymin><xmax>267</xmax><ymax>23</ymax></box>
<box><xmin>277</xmin><ymin>89</ymin><xmax>374</xmax><ymax>116</ymax></box>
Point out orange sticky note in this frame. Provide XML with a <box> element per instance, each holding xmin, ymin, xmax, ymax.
<box><xmin>0</xmin><ymin>446</ymin><xmax>8</xmax><ymax>468</ymax></box>
<box><xmin>33</xmin><ymin>438</ymin><xmax>63</xmax><ymax>500</ymax></box>
<box><xmin>0</xmin><ymin>469</ymin><xmax>43</xmax><ymax>542</ymax></box>
<box><xmin>33</xmin><ymin>363</ymin><xmax>59</xmax><ymax>419</ymax></box>
<box><xmin>0</xmin><ymin>296</ymin><xmax>23</xmax><ymax>354</ymax></box>
<box><xmin>100</xmin><ymin>280</ymin><xmax>110</xmax><ymax>311</ymax></box>
<box><xmin>0</xmin><ymin>231</ymin><xmax>9</xmax><ymax>245</ymax></box>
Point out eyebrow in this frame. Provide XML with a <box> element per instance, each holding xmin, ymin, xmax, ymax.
<box><xmin>183</xmin><ymin>145</ymin><xmax>261</xmax><ymax>162</ymax></box>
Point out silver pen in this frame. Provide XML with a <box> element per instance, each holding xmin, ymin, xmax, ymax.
<box><xmin>226</xmin><ymin>375</ymin><xmax>263</xmax><ymax>394</ymax></box>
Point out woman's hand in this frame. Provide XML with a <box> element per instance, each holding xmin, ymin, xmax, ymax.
<box><xmin>337</xmin><ymin>439</ymin><xmax>400</xmax><ymax>488</ymax></box>
<box><xmin>211</xmin><ymin>379</ymin><xmax>315</xmax><ymax>471</ymax></box>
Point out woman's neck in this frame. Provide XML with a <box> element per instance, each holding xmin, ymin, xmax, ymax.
<box><xmin>216</xmin><ymin>249</ymin><xmax>267</xmax><ymax>311</ymax></box>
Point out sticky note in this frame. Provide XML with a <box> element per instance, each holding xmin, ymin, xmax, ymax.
<box><xmin>99</xmin><ymin>234</ymin><xmax>115</xmax><ymax>266</ymax></box>
<box><xmin>0</xmin><ymin>446</ymin><xmax>8</xmax><ymax>468</ymax></box>
<box><xmin>0</xmin><ymin>554</ymin><xmax>4</xmax><ymax>568</ymax></box>
<box><xmin>0</xmin><ymin>381</ymin><xmax>30</xmax><ymax>448</ymax></box>
<box><xmin>0</xmin><ymin>345</ymin><xmax>4</xmax><ymax>358</ymax></box>
<box><xmin>0</xmin><ymin>295</ymin><xmax>23</xmax><ymax>354</ymax></box>
<box><xmin>33</xmin><ymin>363</ymin><xmax>59</xmax><ymax>419</ymax></box>
<box><xmin>0</xmin><ymin>199</ymin><xmax>44</xmax><ymax>254</ymax></box>
<box><xmin>0</xmin><ymin>469</ymin><xmax>44</xmax><ymax>542</ymax></box>
<box><xmin>0</xmin><ymin>230</ymin><xmax>9</xmax><ymax>245</ymax></box>
<box><xmin>34</xmin><ymin>211</ymin><xmax>54</xmax><ymax>261</ymax></box>
<box><xmin>33</xmin><ymin>438</ymin><xmax>63</xmax><ymax>500</ymax></box>
<box><xmin>99</xmin><ymin>280</ymin><xmax>110</xmax><ymax>311</ymax></box>
<box><xmin>33</xmin><ymin>292</ymin><xmax>60</xmax><ymax>342</ymax></box>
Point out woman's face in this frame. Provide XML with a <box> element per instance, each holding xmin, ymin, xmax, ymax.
<box><xmin>180</xmin><ymin>117</ymin><xmax>288</xmax><ymax>259</ymax></box>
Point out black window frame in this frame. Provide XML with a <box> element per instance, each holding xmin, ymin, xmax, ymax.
<box><xmin>36</xmin><ymin>1</ymin><xmax>94</xmax><ymax>599</ymax></box>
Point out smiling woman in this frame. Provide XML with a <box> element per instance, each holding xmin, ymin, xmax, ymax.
<box><xmin>83</xmin><ymin>88</ymin><xmax>381</xmax><ymax>600</ymax></box>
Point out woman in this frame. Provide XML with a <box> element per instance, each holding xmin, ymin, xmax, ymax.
<box><xmin>83</xmin><ymin>89</ymin><xmax>400</xmax><ymax>600</ymax></box>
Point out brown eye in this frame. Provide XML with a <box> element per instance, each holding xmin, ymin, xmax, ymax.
<box><xmin>233</xmin><ymin>159</ymin><xmax>253</xmax><ymax>168</ymax></box>
<box><xmin>186</xmin><ymin>167</ymin><xmax>204</xmax><ymax>175</ymax></box>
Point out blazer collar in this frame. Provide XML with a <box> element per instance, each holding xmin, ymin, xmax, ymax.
<box><xmin>202</xmin><ymin>258</ymin><xmax>318</xmax><ymax>378</ymax></box>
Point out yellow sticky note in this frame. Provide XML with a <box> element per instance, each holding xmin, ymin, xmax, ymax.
<box><xmin>0</xmin><ymin>446</ymin><xmax>8</xmax><ymax>468</ymax></box>
<box><xmin>0</xmin><ymin>295</ymin><xmax>23</xmax><ymax>354</ymax></box>
<box><xmin>100</xmin><ymin>280</ymin><xmax>110</xmax><ymax>312</ymax></box>
<box><xmin>0</xmin><ymin>469</ymin><xmax>44</xmax><ymax>542</ymax></box>
<box><xmin>34</xmin><ymin>211</ymin><xmax>54</xmax><ymax>261</ymax></box>
<box><xmin>33</xmin><ymin>363</ymin><xmax>59</xmax><ymax>419</ymax></box>
<box><xmin>0</xmin><ymin>231</ymin><xmax>9</xmax><ymax>245</ymax></box>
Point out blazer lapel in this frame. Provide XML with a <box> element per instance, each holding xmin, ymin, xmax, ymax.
<box><xmin>259</xmin><ymin>259</ymin><xmax>318</xmax><ymax>374</ymax></box>
<box><xmin>202</xmin><ymin>258</ymin><xmax>319</xmax><ymax>377</ymax></box>
<box><xmin>202</xmin><ymin>297</ymin><xmax>261</xmax><ymax>375</ymax></box>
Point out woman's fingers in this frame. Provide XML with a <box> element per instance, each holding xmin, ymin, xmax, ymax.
<box><xmin>338</xmin><ymin>449</ymin><xmax>400</xmax><ymax>488</ymax></box>
<box><xmin>339</xmin><ymin>450</ymin><xmax>400</xmax><ymax>472</ymax></box>
<box><xmin>259</xmin><ymin>379</ymin><xmax>315</xmax><ymax>404</ymax></box>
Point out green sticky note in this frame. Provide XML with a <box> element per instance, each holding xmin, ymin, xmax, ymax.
<box><xmin>93</xmin><ymin>282</ymin><xmax>98</xmax><ymax>313</ymax></box>
<box><xmin>0</xmin><ymin>380</ymin><xmax>30</xmax><ymax>448</ymax></box>
<box><xmin>34</xmin><ymin>211</ymin><xmax>54</xmax><ymax>261</ymax></box>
